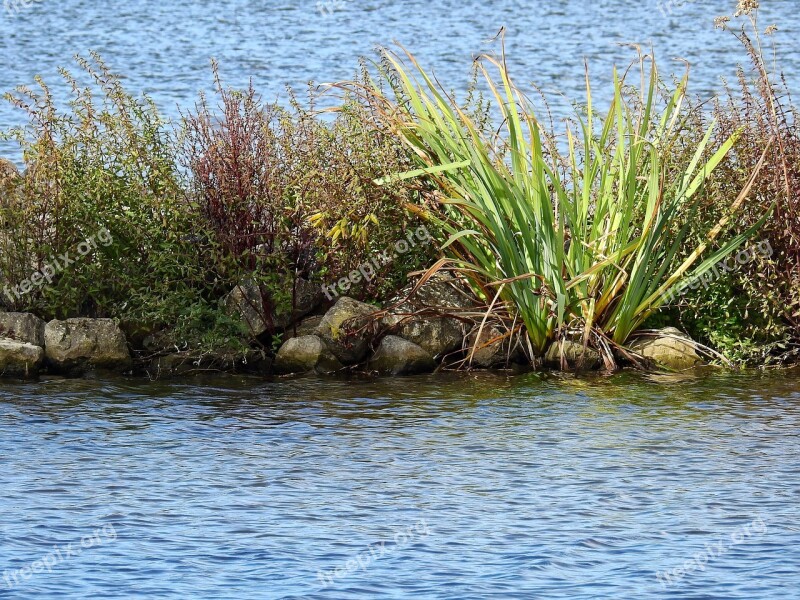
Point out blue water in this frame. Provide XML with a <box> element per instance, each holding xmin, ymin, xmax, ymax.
<box><xmin>2</xmin><ymin>0</ymin><xmax>800</xmax><ymax>160</ymax></box>
<box><xmin>1</xmin><ymin>371</ymin><xmax>800</xmax><ymax>598</ymax></box>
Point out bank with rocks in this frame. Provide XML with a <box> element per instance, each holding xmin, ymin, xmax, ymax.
<box><xmin>0</xmin><ymin>275</ymin><xmax>706</xmax><ymax>380</ymax></box>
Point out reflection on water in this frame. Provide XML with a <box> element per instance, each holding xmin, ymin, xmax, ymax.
<box><xmin>1</xmin><ymin>371</ymin><xmax>799</xmax><ymax>598</ymax></box>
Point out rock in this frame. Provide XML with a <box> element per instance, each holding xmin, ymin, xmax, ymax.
<box><xmin>0</xmin><ymin>312</ymin><xmax>45</xmax><ymax>347</ymax></box>
<box><xmin>630</xmin><ymin>327</ymin><xmax>703</xmax><ymax>370</ymax></box>
<box><xmin>466</xmin><ymin>326</ymin><xmax>524</xmax><ymax>369</ymax></box>
<box><xmin>316</xmin><ymin>297</ymin><xmax>377</xmax><ymax>365</ymax></box>
<box><xmin>44</xmin><ymin>318</ymin><xmax>132</xmax><ymax>374</ymax></box>
<box><xmin>275</xmin><ymin>278</ymin><xmax>324</xmax><ymax>329</ymax></box>
<box><xmin>383</xmin><ymin>274</ymin><xmax>472</xmax><ymax>357</ymax></box>
<box><xmin>369</xmin><ymin>335</ymin><xmax>436</xmax><ymax>375</ymax></box>
<box><xmin>224</xmin><ymin>277</ymin><xmax>324</xmax><ymax>337</ymax></box>
<box><xmin>0</xmin><ymin>339</ymin><xmax>44</xmax><ymax>378</ymax></box>
<box><xmin>544</xmin><ymin>340</ymin><xmax>603</xmax><ymax>370</ymax></box>
<box><xmin>274</xmin><ymin>335</ymin><xmax>343</xmax><ymax>375</ymax></box>
<box><xmin>224</xmin><ymin>280</ymin><xmax>269</xmax><ymax>338</ymax></box>
<box><xmin>283</xmin><ymin>315</ymin><xmax>324</xmax><ymax>341</ymax></box>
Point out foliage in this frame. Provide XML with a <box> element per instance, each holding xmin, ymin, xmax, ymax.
<box><xmin>0</xmin><ymin>54</ymin><xmax>224</xmax><ymax>343</ymax></box>
<box><xmin>364</xmin><ymin>44</ymin><xmax>761</xmax><ymax>363</ymax></box>
<box><xmin>0</xmin><ymin>55</ymin><xmax>434</xmax><ymax>362</ymax></box>
<box><xmin>661</xmin><ymin>2</ymin><xmax>799</xmax><ymax>365</ymax></box>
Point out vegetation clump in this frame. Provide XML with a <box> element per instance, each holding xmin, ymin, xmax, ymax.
<box><xmin>1</xmin><ymin>1</ymin><xmax>798</xmax><ymax>371</ymax></box>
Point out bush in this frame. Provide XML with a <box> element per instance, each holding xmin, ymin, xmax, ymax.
<box><xmin>661</xmin><ymin>3</ymin><xmax>799</xmax><ymax>365</ymax></box>
<box><xmin>180</xmin><ymin>63</ymin><xmax>436</xmax><ymax>323</ymax></box>
<box><xmin>0</xmin><ymin>54</ymin><xmax>221</xmax><ymax>340</ymax></box>
<box><xmin>0</xmin><ymin>55</ymin><xmax>436</xmax><ymax>362</ymax></box>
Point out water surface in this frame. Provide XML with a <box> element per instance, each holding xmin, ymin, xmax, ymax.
<box><xmin>1</xmin><ymin>371</ymin><xmax>799</xmax><ymax>598</ymax></box>
<box><xmin>2</xmin><ymin>0</ymin><xmax>800</xmax><ymax>159</ymax></box>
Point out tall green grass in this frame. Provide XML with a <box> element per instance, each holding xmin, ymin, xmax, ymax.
<box><xmin>369</xmin><ymin>47</ymin><xmax>767</xmax><ymax>360</ymax></box>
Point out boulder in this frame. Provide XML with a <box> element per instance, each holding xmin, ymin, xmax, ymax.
<box><xmin>369</xmin><ymin>336</ymin><xmax>436</xmax><ymax>376</ymax></box>
<box><xmin>224</xmin><ymin>280</ymin><xmax>268</xmax><ymax>337</ymax></box>
<box><xmin>383</xmin><ymin>274</ymin><xmax>472</xmax><ymax>357</ymax></box>
<box><xmin>466</xmin><ymin>326</ymin><xmax>524</xmax><ymax>369</ymax></box>
<box><xmin>283</xmin><ymin>315</ymin><xmax>324</xmax><ymax>341</ymax></box>
<box><xmin>224</xmin><ymin>277</ymin><xmax>323</xmax><ymax>337</ymax></box>
<box><xmin>274</xmin><ymin>335</ymin><xmax>343</xmax><ymax>375</ymax></box>
<box><xmin>0</xmin><ymin>339</ymin><xmax>44</xmax><ymax>378</ymax></box>
<box><xmin>629</xmin><ymin>327</ymin><xmax>703</xmax><ymax>370</ymax></box>
<box><xmin>316</xmin><ymin>297</ymin><xmax>377</xmax><ymax>365</ymax></box>
<box><xmin>0</xmin><ymin>312</ymin><xmax>45</xmax><ymax>347</ymax></box>
<box><xmin>544</xmin><ymin>340</ymin><xmax>603</xmax><ymax>370</ymax></box>
<box><xmin>45</xmin><ymin>318</ymin><xmax>132</xmax><ymax>373</ymax></box>
<box><xmin>275</xmin><ymin>278</ymin><xmax>324</xmax><ymax>329</ymax></box>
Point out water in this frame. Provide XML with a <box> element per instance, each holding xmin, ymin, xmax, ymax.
<box><xmin>2</xmin><ymin>1</ymin><xmax>800</xmax><ymax>160</ymax></box>
<box><xmin>1</xmin><ymin>370</ymin><xmax>799</xmax><ymax>598</ymax></box>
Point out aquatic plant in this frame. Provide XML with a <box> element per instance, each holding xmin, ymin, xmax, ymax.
<box><xmin>366</xmin><ymin>43</ymin><xmax>766</xmax><ymax>362</ymax></box>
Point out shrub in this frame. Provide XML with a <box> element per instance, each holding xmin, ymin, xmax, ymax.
<box><xmin>180</xmin><ymin>63</ymin><xmax>436</xmax><ymax>323</ymax></box>
<box><xmin>0</xmin><ymin>54</ymin><xmax>251</xmax><ymax>357</ymax></box>
<box><xmin>662</xmin><ymin>2</ymin><xmax>799</xmax><ymax>365</ymax></box>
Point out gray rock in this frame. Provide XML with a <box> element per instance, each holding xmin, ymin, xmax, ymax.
<box><xmin>369</xmin><ymin>335</ymin><xmax>436</xmax><ymax>375</ymax></box>
<box><xmin>466</xmin><ymin>326</ymin><xmax>524</xmax><ymax>369</ymax></box>
<box><xmin>630</xmin><ymin>327</ymin><xmax>703</xmax><ymax>370</ymax></box>
<box><xmin>274</xmin><ymin>278</ymin><xmax>324</xmax><ymax>330</ymax></box>
<box><xmin>283</xmin><ymin>315</ymin><xmax>324</xmax><ymax>341</ymax></box>
<box><xmin>224</xmin><ymin>280</ymin><xmax>268</xmax><ymax>337</ymax></box>
<box><xmin>275</xmin><ymin>335</ymin><xmax>343</xmax><ymax>374</ymax></box>
<box><xmin>224</xmin><ymin>278</ymin><xmax>324</xmax><ymax>337</ymax></box>
<box><xmin>0</xmin><ymin>339</ymin><xmax>44</xmax><ymax>378</ymax></box>
<box><xmin>385</xmin><ymin>314</ymin><xmax>465</xmax><ymax>358</ymax></box>
<box><xmin>0</xmin><ymin>312</ymin><xmax>45</xmax><ymax>347</ymax></box>
<box><xmin>383</xmin><ymin>274</ymin><xmax>473</xmax><ymax>357</ymax></box>
<box><xmin>544</xmin><ymin>340</ymin><xmax>603</xmax><ymax>370</ymax></box>
<box><xmin>45</xmin><ymin>318</ymin><xmax>132</xmax><ymax>373</ymax></box>
<box><xmin>316</xmin><ymin>297</ymin><xmax>377</xmax><ymax>365</ymax></box>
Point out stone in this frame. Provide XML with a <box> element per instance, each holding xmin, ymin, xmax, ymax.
<box><xmin>224</xmin><ymin>277</ymin><xmax>324</xmax><ymax>337</ymax></box>
<box><xmin>0</xmin><ymin>312</ymin><xmax>46</xmax><ymax>347</ymax></box>
<box><xmin>283</xmin><ymin>315</ymin><xmax>324</xmax><ymax>341</ymax></box>
<box><xmin>544</xmin><ymin>340</ymin><xmax>603</xmax><ymax>370</ymax></box>
<box><xmin>630</xmin><ymin>327</ymin><xmax>704</xmax><ymax>370</ymax></box>
<box><xmin>274</xmin><ymin>278</ymin><xmax>324</xmax><ymax>330</ymax></box>
<box><xmin>274</xmin><ymin>335</ymin><xmax>343</xmax><ymax>375</ymax></box>
<box><xmin>316</xmin><ymin>297</ymin><xmax>377</xmax><ymax>365</ymax></box>
<box><xmin>44</xmin><ymin>318</ymin><xmax>132</xmax><ymax>373</ymax></box>
<box><xmin>223</xmin><ymin>280</ymin><xmax>269</xmax><ymax>337</ymax></box>
<box><xmin>466</xmin><ymin>326</ymin><xmax>524</xmax><ymax>369</ymax></box>
<box><xmin>369</xmin><ymin>335</ymin><xmax>436</xmax><ymax>375</ymax></box>
<box><xmin>382</xmin><ymin>274</ymin><xmax>472</xmax><ymax>357</ymax></box>
<box><xmin>0</xmin><ymin>339</ymin><xmax>44</xmax><ymax>378</ymax></box>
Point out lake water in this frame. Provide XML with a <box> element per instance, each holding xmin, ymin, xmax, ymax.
<box><xmin>2</xmin><ymin>0</ymin><xmax>800</xmax><ymax>160</ymax></box>
<box><xmin>1</xmin><ymin>371</ymin><xmax>800</xmax><ymax>598</ymax></box>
